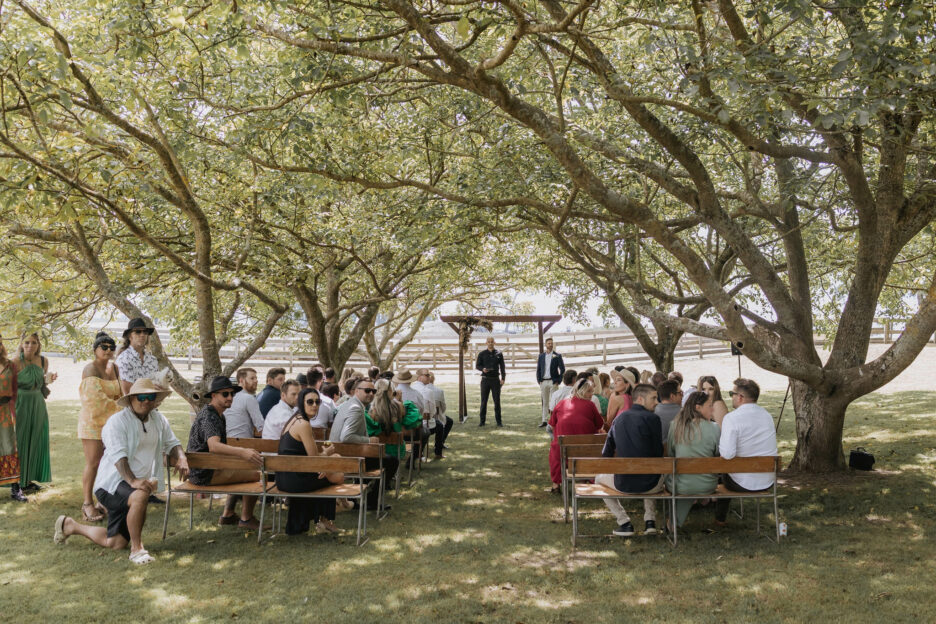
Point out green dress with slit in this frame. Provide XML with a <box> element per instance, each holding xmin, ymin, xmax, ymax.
<box><xmin>15</xmin><ymin>356</ymin><xmax>51</xmax><ymax>487</ymax></box>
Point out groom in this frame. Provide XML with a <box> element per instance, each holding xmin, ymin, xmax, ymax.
<box><xmin>536</xmin><ymin>338</ymin><xmax>565</xmax><ymax>427</ymax></box>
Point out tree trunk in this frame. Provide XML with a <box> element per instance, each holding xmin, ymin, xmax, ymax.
<box><xmin>787</xmin><ymin>380</ymin><xmax>848</xmax><ymax>472</ymax></box>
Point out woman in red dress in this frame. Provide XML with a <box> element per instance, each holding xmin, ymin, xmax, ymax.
<box><xmin>548</xmin><ymin>378</ymin><xmax>605</xmax><ymax>489</ymax></box>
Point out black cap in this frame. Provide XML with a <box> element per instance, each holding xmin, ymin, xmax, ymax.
<box><xmin>122</xmin><ymin>317</ymin><xmax>155</xmax><ymax>339</ymax></box>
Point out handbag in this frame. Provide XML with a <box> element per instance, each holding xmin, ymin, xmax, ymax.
<box><xmin>848</xmin><ymin>447</ymin><xmax>875</xmax><ymax>471</ymax></box>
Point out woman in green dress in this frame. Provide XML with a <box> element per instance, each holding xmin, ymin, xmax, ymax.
<box><xmin>665</xmin><ymin>390</ymin><xmax>720</xmax><ymax>530</ymax></box>
<box><xmin>0</xmin><ymin>335</ymin><xmax>26</xmax><ymax>501</ymax></box>
<box><xmin>15</xmin><ymin>333</ymin><xmax>57</xmax><ymax>493</ymax></box>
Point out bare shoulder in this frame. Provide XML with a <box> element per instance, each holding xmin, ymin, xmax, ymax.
<box><xmin>82</xmin><ymin>363</ymin><xmax>101</xmax><ymax>379</ymax></box>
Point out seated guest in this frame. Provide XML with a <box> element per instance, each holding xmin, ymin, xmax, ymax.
<box><xmin>312</xmin><ymin>383</ymin><xmax>339</xmax><ymax>428</ymax></box>
<box><xmin>654</xmin><ymin>380</ymin><xmax>683</xmax><ymax>440</ymax></box>
<box><xmin>324</xmin><ymin>367</ymin><xmax>337</xmax><ymax>385</ymax></box>
<box><xmin>650</xmin><ymin>371</ymin><xmax>668</xmax><ymax>388</ymax></box>
<box><xmin>276</xmin><ymin>388</ymin><xmax>345</xmax><ymax>534</ymax></box>
<box><xmin>258</xmin><ymin>368</ymin><xmax>286</xmax><ymax>417</ymax></box>
<box><xmin>698</xmin><ymin>375</ymin><xmax>729</xmax><ymax>426</ymax></box>
<box><xmin>262</xmin><ymin>380</ymin><xmax>300</xmax><ymax>440</ymax></box>
<box><xmin>368</xmin><ymin>366</ymin><xmax>381</xmax><ymax>382</ymax></box>
<box><xmin>53</xmin><ymin>379</ymin><xmax>189</xmax><ymax>565</ymax></box>
<box><xmin>548</xmin><ymin>369</ymin><xmax>577</xmax><ymax>414</ymax></box>
<box><xmin>426</xmin><ymin>372</ymin><xmax>453</xmax><ymax>459</ymax></box>
<box><xmin>716</xmin><ymin>378</ymin><xmax>777</xmax><ymax>525</ymax></box>
<box><xmin>329</xmin><ymin>378</ymin><xmax>392</xmax><ymax>509</ymax></box>
<box><xmin>225</xmin><ymin>368</ymin><xmax>264</xmax><ymax>439</ymax></box>
<box><xmin>591</xmin><ymin>371</ymin><xmax>610</xmax><ymax>418</ymax></box>
<box><xmin>295</xmin><ymin>373</ymin><xmax>309</xmax><ymax>391</ymax></box>
<box><xmin>596</xmin><ymin>383</ymin><xmax>663</xmax><ymax>537</ymax></box>
<box><xmin>577</xmin><ymin>370</ymin><xmax>604</xmax><ymax>416</ymax></box>
<box><xmin>394</xmin><ymin>370</ymin><xmax>430</xmax><ymax>464</ymax></box>
<box><xmin>365</xmin><ymin>379</ymin><xmax>412</xmax><ymax>479</ymax></box>
<box><xmin>338</xmin><ymin>367</ymin><xmax>357</xmax><ymax>396</ymax></box>
<box><xmin>335</xmin><ymin>376</ymin><xmax>361</xmax><ymax>406</ymax></box>
<box><xmin>605</xmin><ymin>368</ymin><xmax>636</xmax><ymax>427</ymax></box>
<box><xmin>188</xmin><ymin>376</ymin><xmax>264</xmax><ymax>529</ymax></box>
<box><xmin>548</xmin><ymin>378</ymin><xmax>605</xmax><ymax>491</ymax></box>
<box><xmin>665</xmin><ymin>391</ymin><xmax>720</xmax><ymax>529</ymax></box>
<box><xmin>306</xmin><ymin>368</ymin><xmax>324</xmax><ymax>391</ymax></box>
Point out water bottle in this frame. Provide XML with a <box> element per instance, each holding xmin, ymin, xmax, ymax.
<box><xmin>779</xmin><ymin>522</ymin><xmax>788</xmax><ymax>537</ymax></box>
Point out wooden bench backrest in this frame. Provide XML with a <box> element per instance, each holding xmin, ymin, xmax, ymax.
<box><xmin>572</xmin><ymin>457</ymin><xmax>674</xmax><ymax>475</ymax></box>
<box><xmin>320</xmin><ymin>442</ymin><xmax>383</xmax><ymax>458</ymax></box>
<box><xmin>559</xmin><ymin>433</ymin><xmax>606</xmax><ymax>447</ymax></box>
<box><xmin>376</xmin><ymin>431</ymin><xmax>404</xmax><ymax>446</ymax></box>
<box><xmin>229</xmin><ymin>438</ymin><xmax>279</xmax><ymax>453</ymax></box>
<box><xmin>676</xmin><ymin>456</ymin><xmax>779</xmax><ymax>475</ymax></box>
<box><xmin>264</xmin><ymin>454</ymin><xmax>364</xmax><ymax>474</ymax></box>
<box><xmin>184</xmin><ymin>452</ymin><xmax>259</xmax><ymax>471</ymax></box>
<box><xmin>311</xmin><ymin>427</ymin><xmax>328</xmax><ymax>440</ymax></box>
<box><xmin>563</xmin><ymin>444</ymin><xmax>605</xmax><ymax>463</ymax></box>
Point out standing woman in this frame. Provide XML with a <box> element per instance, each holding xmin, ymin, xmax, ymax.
<box><xmin>0</xmin><ymin>334</ymin><xmax>25</xmax><ymax>501</ymax></box>
<box><xmin>114</xmin><ymin>318</ymin><xmax>158</xmax><ymax>396</ymax></box>
<box><xmin>16</xmin><ymin>332</ymin><xmax>56</xmax><ymax>493</ymax></box>
<box><xmin>77</xmin><ymin>332</ymin><xmax>122</xmax><ymax>521</ymax></box>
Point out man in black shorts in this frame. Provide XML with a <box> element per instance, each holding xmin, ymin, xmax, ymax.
<box><xmin>53</xmin><ymin>378</ymin><xmax>188</xmax><ymax>565</ymax></box>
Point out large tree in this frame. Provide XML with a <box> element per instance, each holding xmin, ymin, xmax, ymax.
<box><xmin>240</xmin><ymin>0</ymin><xmax>936</xmax><ymax>471</ymax></box>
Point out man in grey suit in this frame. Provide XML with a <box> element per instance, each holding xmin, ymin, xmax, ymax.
<box><xmin>329</xmin><ymin>378</ymin><xmax>396</xmax><ymax>508</ymax></box>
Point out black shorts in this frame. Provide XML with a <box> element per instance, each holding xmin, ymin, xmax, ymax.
<box><xmin>95</xmin><ymin>481</ymin><xmax>136</xmax><ymax>542</ymax></box>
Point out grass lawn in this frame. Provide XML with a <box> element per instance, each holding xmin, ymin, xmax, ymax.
<box><xmin>1</xmin><ymin>385</ymin><xmax>935</xmax><ymax>623</ymax></box>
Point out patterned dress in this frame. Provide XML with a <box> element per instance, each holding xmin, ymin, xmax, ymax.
<box><xmin>77</xmin><ymin>376</ymin><xmax>121</xmax><ymax>440</ymax></box>
<box><xmin>16</xmin><ymin>356</ymin><xmax>51</xmax><ymax>487</ymax></box>
<box><xmin>0</xmin><ymin>362</ymin><xmax>19</xmax><ymax>486</ymax></box>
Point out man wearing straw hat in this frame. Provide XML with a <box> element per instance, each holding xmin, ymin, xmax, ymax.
<box><xmin>53</xmin><ymin>379</ymin><xmax>188</xmax><ymax>565</ymax></box>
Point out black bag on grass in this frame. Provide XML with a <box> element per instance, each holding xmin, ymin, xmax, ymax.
<box><xmin>849</xmin><ymin>447</ymin><xmax>875</xmax><ymax>471</ymax></box>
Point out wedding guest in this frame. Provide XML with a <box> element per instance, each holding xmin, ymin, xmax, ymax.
<box><xmin>15</xmin><ymin>332</ymin><xmax>56</xmax><ymax>493</ymax></box>
<box><xmin>0</xmin><ymin>334</ymin><xmax>24</xmax><ymax>501</ymax></box>
<box><xmin>77</xmin><ymin>332</ymin><xmax>122</xmax><ymax>522</ymax></box>
<box><xmin>114</xmin><ymin>318</ymin><xmax>158</xmax><ymax>395</ymax></box>
<box><xmin>665</xmin><ymin>391</ymin><xmax>720</xmax><ymax>529</ymax></box>
<box><xmin>548</xmin><ymin>378</ymin><xmax>604</xmax><ymax>491</ymax></box>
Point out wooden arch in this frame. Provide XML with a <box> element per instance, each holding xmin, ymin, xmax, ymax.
<box><xmin>439</xmin><ymin>315</ymin><xmax>562</xmax><ymax>421</ymax></box>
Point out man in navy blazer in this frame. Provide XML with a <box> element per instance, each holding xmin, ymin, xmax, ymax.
<box><xmin>536</xmin><ymin>337</ymin><xmax>565</xmax><ymax>427</ymax></box>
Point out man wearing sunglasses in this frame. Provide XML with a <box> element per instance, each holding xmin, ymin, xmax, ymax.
<box><xmin>329</xmin><ymin>379</ymin><xmax>387</xmax><ymax>509</ymax></box>
<box><xmin>54</xmin><ymin>378</ymin><xmax>188</xmax><ymax>565</ymax></box>
<box><xmin>187</xmin><ymin>376</ymin><xmax>264</xmax><ymax>530</ymax></box>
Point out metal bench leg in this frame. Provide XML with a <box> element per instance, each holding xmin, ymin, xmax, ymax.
<box><xmin>571</xmin><ymin>492</ymin><xmax>579</xmax><ymax>548</ymax></box>
<box><xmin>774</xmin><ymin>494</ymin><xmax>781</xmax><ymax>545</ymax></box>
<box><xmin>162</xmin><ymin>488</ymin><xmax>171</xmax><ymax>540</ymax></box>
<box><xmin>189</xmin><ymin>494</ymin><xmax>194</xmax><ymax>530</ymax></box>
<box><xmin>562</xmin><ymin>474</ymin><xmax>569</xmax><ymax>523</ymax></box>
<box><xmin>257</xmin><ymin>494</ymin><xmax>267</xmax><ymax>545</ymax></box>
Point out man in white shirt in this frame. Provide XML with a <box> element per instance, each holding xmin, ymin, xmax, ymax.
<box><xmin>394</xmin><ymin>370</ymin><xmax>430</xmax><ymax>463</ymax></box>
<box><xmin>312</xmin><ymin>383</ymin><xmax>338</xmax><ymax>428</ymax></box>
<box><xmin>225</xmin><ymin>368</ymin><xmax>264</xmax><ymax>439</ymax></box>
<box><xmin>53</xmin><ymin>378</ymin><xmax>188</xmax><ymax>565</ymax></box>
<box><xmin>716</xmin><ymin>378</ymin><xmax>778</xmax><ymax>524</ymax></box>
<box><xmin>262</xmin><ymin>380</ymin><xmax>301</xmax><ymax>440</ymax></box>
<box><xmin>549</xmin><ymin>369</ymin><xmax>577</xmax><ymax>412</ymax></box>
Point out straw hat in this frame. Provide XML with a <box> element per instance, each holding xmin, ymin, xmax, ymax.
<box><xmin>392</xmin><ymin>370</ymin><xmax>415</xmax><ymax>384</ymax></box>
<box><xmin>117</xmin><ymin>378</ymin><xmax>171</xmax><ymax>408</ymax></box>
<box><xmin>610</xmin><ymin>368</ymin><xmax>636</xmax><ymax>386</ymax></box>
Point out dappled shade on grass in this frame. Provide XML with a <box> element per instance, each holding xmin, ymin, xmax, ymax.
<box><xmin>0</xmin><ymin>386</ymin><xmax>935</xmax><ymax>622</ymax></box>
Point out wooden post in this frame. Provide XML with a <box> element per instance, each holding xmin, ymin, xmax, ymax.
<box><xmin>884</xmin><ymin>320</ymin><xmax>892</xmax><ymax>343</ymax></box>
<box><xmin>602</xmin><ymin>338</ymin><xmax>608</xmax><ymax>365</ymax></box>
<box><xmin>187</xmin><ymin>347</ymin><xmax>193</xmax><ymax>371</ymax></box>
<box><xmin>459</xmin><ymin>337</ymin><xmax>467</xmax><ymax>421</ymax></box>
<box><xmin>289</xmin><ymin>352</ymin><xmax>294</xmax><ymax>374</ymax></box>
<box><xmin>698</xmin><ymin>336</ymin><xmax>703</xmax><ymax>359</ymax></box>
<box><xmin>538</xmin><ymin>321</ymin><xmax>544</xmax><ymax>355</ymax></box>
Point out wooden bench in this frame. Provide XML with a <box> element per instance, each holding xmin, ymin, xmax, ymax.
<box><xmin>229</xmin><ymin>438</ymin><xmax>389</xmax><ymax>520</ymax></box>
<box><xmin>375</xmin><ymin>430</ymin><xmax>408</xmax><ymax>495</ymax></box>
<box><xmin>569</xmin><ymin>457</ymin><xmax>674</xmax><ymax>547</ymax></box>
<box><xmin>671</xmin><ymin>456</ymin><xmax>781</xmax><ymax>546</ymax></box>
<box><xmin>569</xmin><ymin>456</ymin><xmax>782</xmax><ymax>547</ymax></box>
<box><xmin>161</xmin><ymin>452</ymin><xmax>270</xmax><ymax>541</ymax></box>
<box><xmin>261</xmin><ymin>455</ymin><xmax>370</xmax><ymax>545</ymax></box>
<box><xmin>560</xmin><ymin>443</ymin><xmax>605</xmax><ymax>523</ymax></box>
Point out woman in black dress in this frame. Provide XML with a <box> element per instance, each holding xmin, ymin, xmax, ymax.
<box><xmin>277</xmin><ymin>388</ymin><xmax>345</xmax><ymax>535</ymax></box>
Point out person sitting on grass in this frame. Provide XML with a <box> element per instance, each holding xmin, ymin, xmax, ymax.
<box><xmin>53</xmin><ymin>379</ymin><xmax>189</xmax><ymax>565</ymax></box>
<box><xmin>187</xmin><ymin>376</ymin><xmax>264</xmax><ymax>530</ymax></box>
<box><xmin>548</xmin><ymin>378</ymin><xmax>605</xmax><ymax>492</ymax></box>
<box><xmin>276</xmin><ymin>387</ymin><xmax>346</xmax><ymax>535</ymax></box>
<box><xmin>665</xmin><ymin>391</ymin><xmax>720</xmax><ymax>531</ymax></box>
<box><xmin>715</xmin><ymin>378</ymin><xmax>777</xmax><ymax>526</ymax></box>
<box><xmin>596</xmin><ymin>383</ymin><xmax>664</xmax><ymax>537</ymax></box>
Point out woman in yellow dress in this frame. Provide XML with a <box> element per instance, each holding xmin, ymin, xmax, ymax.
<box><xmin>77</xmin><ymin>332</ymin><xmax>122</xmax><ymax>522</ymax></box>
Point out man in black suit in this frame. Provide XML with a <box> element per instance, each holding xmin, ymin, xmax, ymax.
<box><xmin>536</xmin><ymin>337</ymin><xmax>565</xmax><ymax>427</ymax></box>
<box><xmin>475</xmin><ymin>336</ymin><xmax>506</xmax><ymax>427</ymax></box>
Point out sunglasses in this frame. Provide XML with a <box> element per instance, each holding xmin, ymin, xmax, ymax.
<box><xmin>135</xmin><ymin>393</ymin><xmax>157</xmax><ymax>402</ymax></box>
<box><xmin>305</xmin><ymin>398</ymin><xmax>321</xmax><ymax>405</ymax></box>
<box><xmin>217</xmin><ymin>391</ymin><xmax>235</xmax><ymax>398</ymax></box>
<box><xmin>728</xmin><ymin>391</ymin><xmax>739</xmax><ymax>398</ymax></box>
<box><xmin>99</xmin><ymin>344</ymin><xmax>116</xmax><ymax>351</ymax></box>
<box><xmin>131</xmin><ymin>329</ymin><xmax>149</xmax><ymax>335</ymax></box>
<box><xmin>359</xmin><ymin>388</ymin><xmax>376</xmax><ymax>395</ymax></box>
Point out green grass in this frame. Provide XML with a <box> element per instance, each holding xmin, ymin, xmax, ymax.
<box><xmin>2</xmin><ymin>386</ymin><xmax>935</xmax><ymax>623</ymax></box>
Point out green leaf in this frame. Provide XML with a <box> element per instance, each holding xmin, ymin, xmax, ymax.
<box><xmin>456</xmin><ymin>16</ymin><xmax>470</xmax><ymax>39</ymax></box>
<box><xmin>168</xmin><ymin>7</ymin><xmax>186</xmax><ymax>30</ymax></box>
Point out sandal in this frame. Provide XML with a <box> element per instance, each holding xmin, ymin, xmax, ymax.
<box><xmin>95</xmin><ymin>502</ymin><xmax>107</xmax><ymax>517</ymax></box>
<box><xmin>336</xmin><ymin>499</ymin><xmax>354</xmax><ymax>512</ymax></box>
<box><xmin>129</xmin><ymin>549</ymin><xmax>155</xmax><ymax>565</ymax></box>
<box><xmin>82</xmin><ymin>503</ymin><xmax>104</xmax><ymax>522</ymax></box>
<box><xmin>53</xmin><ymin>515</ymin><xmax>69</xmax><ymax>544</ymax></box>
<box><xmin>316</xmin><ymin>520</ymin><xmax>340</xmax><ymax>534</ymax></box>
